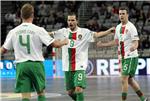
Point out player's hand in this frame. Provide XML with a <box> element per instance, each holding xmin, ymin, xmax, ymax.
<box><xmin>48</xmin><ymin>32</ymin><xmax>55</xmax><ymax>37</ymax></box>
<box><xmin>109</xmin><ymin>27</ymin><xmax>115</xmax><ymax>33</ymax></box>
<box><xmin>62</xmin><ymin>38</ymin><xmax>69</xmax><ymax>45</ymax></box>
<box><xmin>48</xmin><ymin>32</ymin><xmax>54</xmax><ymax>35</ymax></box>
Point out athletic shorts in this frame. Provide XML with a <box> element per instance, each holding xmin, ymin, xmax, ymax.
<box><xmin>121</xmin><ymin>57</ymin><xmax>138</xmax><ymax>77</ymax></box>
<box><xmin>64</xmin><ymin>70</ymin><xmax>86</xmax><ymax>90</ymax></box>
<box><xmin>15</xmin><ymin>61</ymin><xmax>45</xmax><ymax>93</ymax></box>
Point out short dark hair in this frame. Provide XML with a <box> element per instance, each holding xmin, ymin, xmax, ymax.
<box><xmin>119</xmin><ymin>6</ymin><xmax>129</xmax><ymax>14</ymax></box>
<box><xmin>68</xmin><ymin>12</ymin><xmax>78</xmax><ymax>20</ymax></box>
<box><xmin>21</xmin><ymin>3</ymin><xmax>34</xmax><ymax>19</ymax></box>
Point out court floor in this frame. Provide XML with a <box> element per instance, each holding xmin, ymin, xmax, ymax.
<box><xmin>0</xmin><ymin>76</ymin><xmax>150</xmax><ymax>101</ymax></box>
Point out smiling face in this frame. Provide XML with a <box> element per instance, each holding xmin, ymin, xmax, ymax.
<box><xmin>67</xmin><ymin>15</ymin><xmax>78</xmax><ymax>31</ymax></box>
<box><xmin>119</xmin><ymin>9</ymin><xmax>128</xmax><ymax>25</ymax></box>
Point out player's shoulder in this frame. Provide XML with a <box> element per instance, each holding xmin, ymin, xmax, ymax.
<box><xmin>80</xmin><ymin>27</ymin><xmax>89</xmax><ymax>30</ymax></box>
<box><xmin>78</xmin><ymin>27</ymin><xmax>91</xmax><ymax>32</ymax></box>
<box><xmin>60</xmin><ymin>27</ymin><xmax>67</xmax><ymax>31</ymax></box>
<box><xmin>127</xmin><ymin>21</ymin><xmax>137</xmax><ymax>30</ymax></box>
<box><xmin>127</xmin><ymin>21</ymin><xmax>135</xmax><ymax>27</ymax></box>
<box><xmin>8</xmin><ymin>25</ymin><xmax>20</xmax><ymax>34</ymax></box>
<box><xmin>55</xmin><ymin>27</ymin><xmax>67</xmax><ymax>32</ymax></box>
<box><xmin>18</xmin><ymin>23</ymin><xmax>44</xmax><ymax>30</ymax></box>
<box><xmin>31</xmin><ymin>23</ymin><xmax>43</xmax><ymax>29</ymax></box>
<box><xmin>31</xmin><ymin>24</ymin><xmax>49</xmax><ymax>33</ymax></box>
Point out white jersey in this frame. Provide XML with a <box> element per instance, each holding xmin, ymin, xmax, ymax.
<box><xmin>3</xmin><ymin>23</ymin><xmax>55</xmax><ymax>63</ymax></box>
<box><xmin>54</xmin><ymin>27</ymin><xmax>95</xmax><ymax>71</ymax></box>
<box><xmin>114</xmin><ymin>21</ymin><xmax>139</xmax><ymax>59</ymax></box>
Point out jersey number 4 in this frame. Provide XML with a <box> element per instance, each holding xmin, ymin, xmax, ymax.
<box><xmin>19</xmin><ymin>35</ymin><xmax>30</xmax><ymax>54</ymax></box>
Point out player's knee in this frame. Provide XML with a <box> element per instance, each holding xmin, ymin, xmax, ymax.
<box><xmin>75</xmin><ymin>86</ymin><xmax>83</xmax><ymax>93</ymax></box>
<box><xmin>121</xmin><ymin>76</ymin><xmax>129</xmax><ymax>84</ymax></box>
<box><xmin>22</xmin><ymin>93</ymin><xmax>31</xmax><ymax>99</ymax></box>
<box><xmin>121</xmin><ymin>78</ymin><xmax>127</xmax><ymax>85</ymax></box>
<box><xmin>121</xmin><ymin>79</ymin><xmax>125</xmax><ymax>85</ymax></box>
<box><xmin>37</xmin><ymin>90</ymin><xmax>45</xmax><ymax>96</ymax></box>
<box><xmin>128</xmin><ymin>78</ymin><xmax>133</xmax><ymax>85</ymax></box>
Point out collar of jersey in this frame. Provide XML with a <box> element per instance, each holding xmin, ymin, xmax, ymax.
<box><xmin>68</xmin><ymin>26</ymin><xmax>79</xmax><ymax>33</ymax></box>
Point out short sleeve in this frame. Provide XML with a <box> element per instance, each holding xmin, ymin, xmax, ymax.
<box><xmin>129</xmin><ymin>24</ymin><xmax>139</xmax><ymax>40</ymax></box>
<box><xmin>86</xmin><ymin>29</ymin><xmax>95</xmax><ymax>42</ymax></box>
<box><xmin>39</xmin><ymin>28</ymin><xmax>55</xmax><ymax>46</ymax></box>
<box><xmin>3</xmin><ymin>31</ymin><xmax>13</xmax><ymax>50</ymax></box>
<box><xmin>114</xmin><ymin>27</ymin><xmax>118</xmax><ymax>40</ymax></box>
<box><xmin>53</xmin><ymin>28</ymin><xmax>66</xmax><ymax>40</ymax></box>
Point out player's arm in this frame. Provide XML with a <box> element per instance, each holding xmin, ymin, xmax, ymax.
<box><xmin>97</xmin><ymin>40</ymin><xmax>117</xmax><ymax>47</ymax></box>
<box><xmin>0</xmin><ymin>47</ymin><xmax>8</xmax><ymax>54</ymax></box>
<box><xmin>130</xmin><ymin>40</ymin><xmax>139</xmax><ymax>52</ymax></box>
<box><xmin>94</xmin><ymin>27</ymin><xmax>115</xmax><ymax>38</ymax></box>
<box><xmin>50</xmin><ymin>39</ymin><xmax>69</xmax><ymax>48</ymax></box>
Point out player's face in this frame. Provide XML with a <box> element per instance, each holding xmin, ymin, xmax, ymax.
<box><xmin>67</xmin><ymin>15</ymin><xmax>78</xmax><ymax>31</ymax></box>
<box><xmin>119</xmin><ymin>10</ymin><xmax>128</xmax><ymax>24</ymax></box>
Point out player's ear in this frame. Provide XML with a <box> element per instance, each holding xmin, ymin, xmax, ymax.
<box><xmin>77</xmin><ymin>20</ymin><xmax>79</xmax><ymax>26</ymax></box>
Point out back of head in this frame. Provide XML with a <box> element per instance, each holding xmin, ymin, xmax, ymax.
<box><xmin>21</xmin><ymin>3</ymin><xmax>34</xmax><ymax>20</ymax></box>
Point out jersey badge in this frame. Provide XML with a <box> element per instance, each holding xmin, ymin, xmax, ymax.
<box><xmin>78</xmin><ymin>34</ymin><xmax>82</xmax><ymax>40</ymax></box>
<box><xmin>80</xmin><ymin>66</ymin><xmax>83</xmax><ymax>68</ymax></box>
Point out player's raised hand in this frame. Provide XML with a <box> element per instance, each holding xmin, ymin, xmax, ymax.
<box><xmin>109</xmin><ymin>27</ymin><xmax>115</xmax><ymax>33</ymax></box>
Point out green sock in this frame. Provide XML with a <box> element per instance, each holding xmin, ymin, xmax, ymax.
<box><xmin>38</xmin><ymin>95</ymin><xmax>46</xmax><ymax>101</ymax></box>
<box><xmin>22</xmin><ymin>98</ymin><xmax>30</xmax><ymax>101</ymax></box>
<box><xmin>69</xmin><ymin>93</ymin><xmax>77</xmax><ymax>100</ymax></box>
<box><xmin>122</xmin><ymin>92</ymin><xmax>127</xmax><ymax>101</ymax></box>
<box><xmin>76</xmin><ymin>92</ymin><xmax>84</xmax><ymax>101</ymax></box>
<box><xmin>136</xmin><ymin>90</ymin><xmax>145</xmax><ymax>101</ymax></box>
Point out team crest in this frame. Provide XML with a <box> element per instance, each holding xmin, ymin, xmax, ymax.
<box><xmin>78</xmin><ymin>34</ymin><xmax>82</xmax><ymax>40</ymax></box>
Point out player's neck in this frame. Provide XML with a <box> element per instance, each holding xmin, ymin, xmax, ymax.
<box><xmin>22</xmin><ymin>18</ymin><xmax>33</xmax><ymax>23</ymax></box>
<box><xmin>70</xmin><ymin>26</ymin><xmax>78</xmax><ymax>32</ymax></box>
<box><xmin>121</xmin><ymin>20</ymin><xmax>128</xmax><ymax>25</ymax></box>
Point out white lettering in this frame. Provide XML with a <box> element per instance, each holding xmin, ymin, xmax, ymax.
<box><xmin>147</xmin><ymin>58</ymin><xmax>150</xmax><ymax>74</ymax></box>
<box><xmin>6</xmin><ymin>62</ymin><xmax>13</xmax><ymax>69</ymax></box>
<box><xmin>97</xmin><ymin>59</ymin><xmax>109</xmax><ymax>75</ymax></box>
<box><xmin>110</xmin><ymin>59</ymin><xmax>119</xmax><ymax>75</ymax></box>
<box><xmin>136</xmin><ymin>58</ymin><xmax>146</xmax><ymax>74</ymax></box>
<box><xmin>0</xmin><ymin>62</ymin><xmax>3</xmax><ymax>69</ymax></box>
